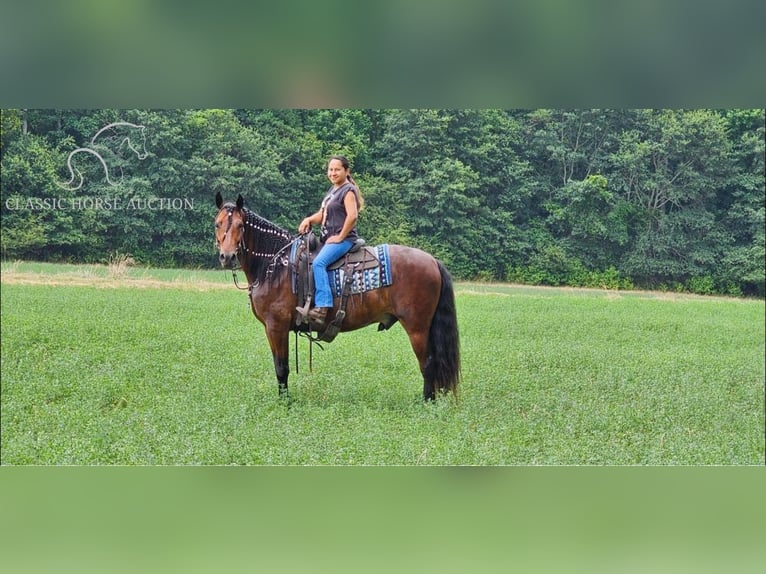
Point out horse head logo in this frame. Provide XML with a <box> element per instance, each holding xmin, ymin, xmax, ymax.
<box><xmin>58</xmin><ymin>121</ymin><xmax>149</xmax><ymax>191</ymax></box>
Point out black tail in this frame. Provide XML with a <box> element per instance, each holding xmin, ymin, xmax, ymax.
<box><xmin>426</xmin><ymin>261</ymin><xmax>461</xmax><ymax>398</ymax></box>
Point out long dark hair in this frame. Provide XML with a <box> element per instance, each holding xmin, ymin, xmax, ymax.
<box><xmin>329</xmin><ymin>154</ymin><xmax>364</xmax><ymax>211</ymax></box>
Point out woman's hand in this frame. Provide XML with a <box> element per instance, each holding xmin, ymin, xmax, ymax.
<box><xmin>298</xmin><ymin>217</ymin><xmax>312</xmax><ymax>234</ymax></box>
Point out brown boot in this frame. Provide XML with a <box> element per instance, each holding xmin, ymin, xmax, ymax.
<box><xmin>308</xmin><ymin>307</ymin><xmax>329</xmax><ymax>328</ymax></box>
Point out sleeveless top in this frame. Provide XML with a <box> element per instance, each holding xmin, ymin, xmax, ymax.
<box><xmin>321</xmin><ymin>182</ymin><xmax>359</xmax><ymax>241</ymax></box>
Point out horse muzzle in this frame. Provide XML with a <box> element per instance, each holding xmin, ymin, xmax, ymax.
<box><xmin>218</xmin><ymin>251</ymin><xmax>237</xmax><ymax>269</ymax></box>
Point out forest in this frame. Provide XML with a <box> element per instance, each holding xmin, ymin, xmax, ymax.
<box><xmin>1</xmin><ymin>108</ymin><xmax>764</xmax><ymax>296</ymax></box>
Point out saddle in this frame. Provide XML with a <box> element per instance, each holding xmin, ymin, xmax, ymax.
<box><xmin>291</xmin><ymin>233</ymin><xmax>381</xmax><ymax>342</ymax></box>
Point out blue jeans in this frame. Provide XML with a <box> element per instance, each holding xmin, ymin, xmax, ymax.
<box><xmin>312</xmin><ymin>239</ymin><xmax>353</xmax><ymax>308</ymax></box>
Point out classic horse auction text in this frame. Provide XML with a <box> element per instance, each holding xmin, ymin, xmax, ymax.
<box><xmin>5</xmin><ymin>197</ymin><xmax>195</xmax><ymax>211</ymax></box>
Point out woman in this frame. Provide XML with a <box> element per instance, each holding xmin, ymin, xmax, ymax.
<box><xmin>297</xmin><ymin>155</ymin><xmax>364</xmax><ymax>328</ymax></box>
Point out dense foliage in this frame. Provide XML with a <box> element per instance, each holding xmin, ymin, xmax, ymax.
<box><xmin>1</xmin><ymin>109</ymin><xmax>764</xmax><ymax>296</ymax></box>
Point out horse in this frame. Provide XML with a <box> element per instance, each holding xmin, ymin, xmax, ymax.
<box><xmin>214</xmin><ymin>192</ymin><xmax>461</xmax><ymax>401</ymax></box>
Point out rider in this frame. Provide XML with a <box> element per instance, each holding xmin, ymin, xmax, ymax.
<box><xmin>297</xmin><ymin>155</ymin><xmax>364</xmax><ymax>328</ymax></box>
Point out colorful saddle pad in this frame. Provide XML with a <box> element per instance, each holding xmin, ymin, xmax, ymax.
<box><xmin>328</xmin><ymin>244</ymin><xmax>393</xmax><ymax>297</ymax></box>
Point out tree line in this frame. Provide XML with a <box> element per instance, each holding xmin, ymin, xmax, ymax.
<box><xmin>1</xmin><ymin>108</ymin><xmax>763</xmax><ymax>296</ymax></box>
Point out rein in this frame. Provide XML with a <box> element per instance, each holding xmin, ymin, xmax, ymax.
<box><xmin>229</xmin><ymin>238</ymin><xmax>297</xmax><ymax>291</ymax></box>
<box><xmin>231</xmin><ymin>268</ymin><xmax>249</xmax><ymax>290</ymax></box>
<box><xmin>218</xmin><ymin>204</ymin><xmax>297</xmax><ymax>291</ymax></box>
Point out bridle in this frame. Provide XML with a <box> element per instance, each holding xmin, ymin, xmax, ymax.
<box><xmin>216</xmin><ymin>205</ymin><xmax>246</xmax><ymax>289</ymax></box>
<box><xmin>216</xmin><ymin>204</ymin><xmax>297</xmax><ymax>291</ymax></box>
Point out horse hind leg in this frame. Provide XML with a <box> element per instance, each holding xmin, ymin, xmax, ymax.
<box><xmin>422</xmin><ymin>357</ymin><xmax>436</xmax><ymax>401</ymax></box>
<box><xmin>403</xmin><ymin>328</ymin><xmax>436</xmax><ymax>401</ymax></box>
<box><xmin>407</xmin><ymin>313</ymin><xmax>460</xmax><ymax>402</ymax></box>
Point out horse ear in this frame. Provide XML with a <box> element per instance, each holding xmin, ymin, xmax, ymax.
<box><xmin>236</xmin><ymin>194</ymin><xmax>244</xmax><ymax>210</ymax></box>
<box><xmin>215</xmin><ymin>192</ymin><xmax>223</xmax><ymax>209</ymax></box>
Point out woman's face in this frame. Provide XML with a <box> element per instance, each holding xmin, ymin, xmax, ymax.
<box><xmin>327</xmin><ymin>158</ymin><xmax>348</xmax><ymax>187</ymax></box>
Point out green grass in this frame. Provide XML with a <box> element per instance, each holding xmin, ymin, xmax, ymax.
<box><xmin>1</xmin><ymin>265</ymin><xmax>764</xmax><ymax>465</ymax></box>
<box><xmin>0</xmin><ymin>259</ymin><xmax>231</xmax><ymax>285</ymax></box>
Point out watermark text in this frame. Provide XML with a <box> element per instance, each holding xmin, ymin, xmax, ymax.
<box><xmin>5</xmin><ymin>197</ymin><xmax>195</xmax><ymax>211</ymax></box>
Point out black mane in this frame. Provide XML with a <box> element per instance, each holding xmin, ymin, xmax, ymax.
<box><xmin>230</xmin><ymin>204</ymin><xmax>294</xmax><ymax>285</ymax></box>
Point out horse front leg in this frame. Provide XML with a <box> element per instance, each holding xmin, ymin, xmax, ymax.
<box><xmin>273</xmin><ymin>353</ymin><xmax>289</xmax><ymax>397</ymax></box>
<box><xmin>265</xmin><ymin>324</ymin><xmax>290</xmax><ymax>398</ymax></box>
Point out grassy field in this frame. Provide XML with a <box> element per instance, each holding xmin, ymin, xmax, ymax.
<box><xmin>1</xmin><ymin>261</ymin><xmax>764</xmax><ymax>465</ymax></box>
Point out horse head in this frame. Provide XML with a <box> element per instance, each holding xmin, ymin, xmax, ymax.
<box><xmin>126</xmin><ymin>124</ymin><xmax>148</xmax><ymax>160</ymax></box>
<box><xmin>214</xmin><ymin>192</ymin><xmax>245</xmax><ymax>268</ymax></box>
<box><xmin>91</xmin><ymin>121</ymin><xmax>148</xmax><ymax>160</ymax></box>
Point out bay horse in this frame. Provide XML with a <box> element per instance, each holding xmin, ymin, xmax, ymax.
<box><xmin>214</xmin><ymin>193</ymin><xmax>460</xmax><ymax>401</ymax></box>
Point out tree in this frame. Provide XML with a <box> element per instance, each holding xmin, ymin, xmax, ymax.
<box><xmin>1</xmin><ymin>131</ymin><xmax>107</xmax><ymax>260</ymax></box>
<box><xmin>372</xmin><ymin>110</ymin><xmax>494</xmax><ymax>276</ymax></box>
<box><xmin>610</xmin><ymin>109</ymin><xmax>734</xmax><ymax>287</ymax></box>
<box><xmin>1</xmin><ymin>108</ymin><xmax>762</xmax><ymax>296</ymax></box>
<box><xmin>717</xmin><ymin>109</ymin><xmax>765</xmax><ymax>295</ymax></box>
<box><xmin>545</xmin><ymin>174</ymin><xmax>633</xmax><ymax>270</ymax></box>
